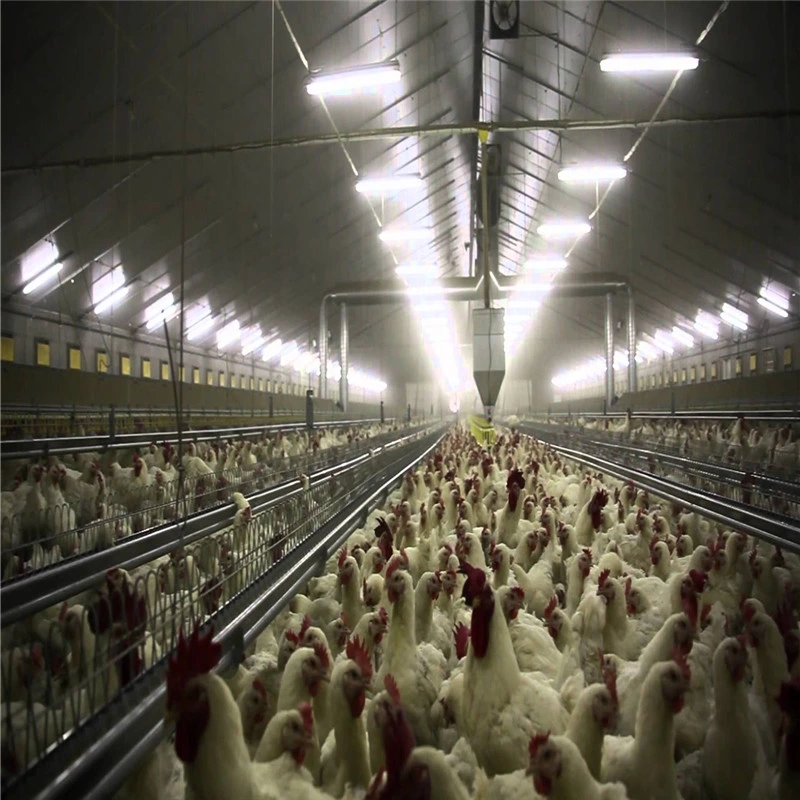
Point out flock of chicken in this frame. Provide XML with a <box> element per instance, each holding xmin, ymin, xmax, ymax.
<box><xmin>100</xmin><ymin>424</ymin><xmax>800</xmax><ymax>800</ymax></box>
<box><xmin>562</xmin><ymin>413</ymin><xmax>799</xmax><ymax>473</ymax></box>
<box><xmin>0</xmin><ymin>424</ymin><xmax>388</xmax><ymax>578</ymax></box>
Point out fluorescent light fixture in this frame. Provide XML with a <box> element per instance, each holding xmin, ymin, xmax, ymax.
<box><xmin>146</xmin><ymin>306</ymin><xmax>179</xmax><ymax>331</ymax></box>
<box><xmin>721</xmin><ymin>303</ymin><xmax>748</xmax><ymax>331</ymax></box>
<box><xmin>216</xmin><ymin>320</ymin><xmax>241</xmax><ymax>348</ymax></box>
<box><xmin>306</xmin><ymin>61</ymin><xmax>401</xmax><ymax>96</ymax></box>
<box><xmin>22</xmin><ymin>261</ymin><xmax>63</xmax><ymax>294</ymax></box>
<box><xmin>280</xmin><ymin>340</ymin><xmax>298</xmax><ymax>366</ymax></box>
<box><xmin>379</xmin><ymin>227</ymin><xmax>432</xmax><ymax>243</ymax></box>
<box><xmin>21</xmin><ymin>240</ymin><xmax>59</xmax><ymax>281</ymax></box>
<box><xmin>524</xmin><ymin>258</ymin><xmax>568</xmax><ymax>273</ymax></box>
<box><xmin>638</xmin><ymin>340</ymin><xmax>659</xmax><ymax>359</ymax></box>
<box><xmin>614</xmin><ymin>350</ymin><xmax>629</xmax><ymax>368</ymax></box>
<box><xmin>600</xmin><ymin>52</ymin><xmax>699</xmax><ymax>73</ymax></box>
<box><xmin>187</xmin><ymin>314</ymin><xmax>214</xmax><ymax>341</ymax></box>
<box><xmin>558</xmin><ymin>165</ymin><xmax>627</xmax><ymax>183</ymax></box>
<box><xmin>241</xmin><ymin>335</ymin><xmax>264</xmax><ymax>356</ymax></box>
<box><xmin>294</xmin><ymin>351</ymin><xmax>315</xmax><ymax>372</ymax></box>
<box><xmin>94</xmin><ymin>285</ymin><xmax>129</xmax><ymax>315</ymax></box>
<box><xmin>513</xmin><ymin>281</ymin><xmax>552</xmax><ymax>295</ymax></box>
<box><xmin>759</xmin><ymin>286</ymin><xmax>789</xmax><ymax>310</ymax></box>
<box><xmin>652</xmin><ymin>332</ymin><xmax>674</xmax><ymax>354</ymax></box>
<box><xmin>757</xmin><ymin>297</ymin><xmax>788</xmax><ymax>318</ymax></box>
<box><xmin>262</xmin><ymin>338</ymin><xmax>282</xmax><ymax>361</ymax></box>
<box><xmin>395</xmin><ymin>264</ymin><xmax>438</xmax><ymax>278</ymax></box>
<box><xmin>671</xmin><ymin>326</ymin><xmax>695</xmax><ymax>348</ymax></box>
<box><xmin>144</xmin><ymin>293</ymin><xmax>180</xmax><ymax>331</ymax></box>
<box><xmin>537</xmin><ymin>221</ymin><xmax>591</xmax><ymax>239</ymax></box>
<box><xmin>356</xmin><ymin>174</ymin><xmax>423</xmax><ymax>194</ymax></box>
<box><xmin>694</xmin><ymin>311</ymin><xmax>719</xmax><ymax>340</ymax></box>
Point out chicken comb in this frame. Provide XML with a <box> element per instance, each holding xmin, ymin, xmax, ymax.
<box><xmin>544</xmin><ymin>595</ymin><xmax>558</xmax><ymax>620</ymax></box>
<box><xmin>464</xmin><ymin>477</ymin><xmax>475</xmax><ymax>495</ymax></box>
<box><xmin>311</xmin><ymin>640</ymin><xmax>330</xmax><ymax>671</ymax></box>
<box><xmin>384</xmin><ymin>673</ymin><xmax>402</xmax><ymax>705</ymax></box>
<box><xmin>598</xmin><ymin>569</ymin><xmax>611</xmax><ymax>589</ymax></box>
<box><xmin>741</xmin><ymin>598</ymin><xmax>758</xmax><ymax>623</ymax></box>
<box><xmin>688</xmin><ymin>569</ymin><xmax>708</xmax><ymax>593</ymax></box>
<box><xmin>624</xmin><ymin>576</ymin><xmax>633</xmax><ymax>597</ymax></box>
<box><xmin>299</xmin><ymin>615</ymin><xmax>312</xmax><ymax>640</ymax></box>
<box><xmin>671</xmin><ymin>647</ymin><xmax>692</xmax><ymax>683</ymax></box>
<box><xmin>285</xmin><ymin>628</ymin><xmax>301</xmax><ymax>646</ymax></box>
<box><xmin>776</xmin><ymin>677</ymin><xmax>800</xmax><ymax>716</ymax></box>
<box><xmin>506</xmin><ymin>468</ymin><xmax>525</xmax><ymax>491</ymax></box>
<box><xmin>253</xmin><ymin>678</ymin><xmax>267</xmax><ymax>702</ymax></box>
<box><xmin>582</xmin><ymin>548</ymin><xmax>593</xmax><ymax>562</ymax></box>
<box><xmin>603</xmin><ymin>660</ymin><xmax>619</xmax><ymax>706</ymax></box>
<box><xmin>338</xmin><ymin>546</ymin><xmax>349</xmax><ymax>570</ymax></box>
<box><xmin>452</xmin><ymin>621</ymin><xmax>470</xmax><ymax>660</ymax></box>
<box><xmin>166</xmin><ymin>624</ymin><xmax>222</xmax><ymax>710</ymax></box>
<box><xmin>385</xmin><ymin>554</ymin><xmax>404</xmax><ymax>582</ymax></box>
<box><xmin>346</xmin><ymin>635</ymin><xmax>373</xmax><ymax>679</ymax></box>
<box><xmin>528</xmin><ymin>732</ymin><xmax>550</xmax><ymax>759</ymax></box>
<box><xmin>298</xmin><ymin>701</ymin><xmax>315</xmax><ymax>733</ymax></box>
<box><xmin>378</xmin><ymin>606</ymin><xmax>389</xmax><ymax>626</ymax></box>
<box><xmin>511</xmin><ymin>586</ymin><xmax>525</xmax><ymax>602</ymax></box>
<box><xmin>748</xmin><ymin>547</ymin><xmax>759</xmax><ymax>566</ymax></box>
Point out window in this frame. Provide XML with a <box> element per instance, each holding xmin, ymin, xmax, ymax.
<box><xmin>267</xmin><ymin>380</ymin><xmax>272</xmax><ymax>393</ymax></box>
<box><xmin>193</xmin><ymin>367</ymin><xmax>200</xmax><ymax>384</ymax></box>
<box><xmin>680</xmin><ymin>368</ymin><xmax>687</xmax><ymax>384</ymax></box>
<box><xmin>1</xmin><ymin>335</ymin><xmax>14</xmax><ymax>362</ymax></box>
<box><xmin>179</xmin><ymin>366</ymin><xmax>186</xmax><ymax>382</ymax></box>
<box><xmin>763</xmin><ymin>349</ymin><xmax>776</xmax><ymax>373</ymax></box>
<box><xmin>672</xmin><ymin>370</ymin><xmax>678</xmax><ymax>385</ymax></box>
<box><xmin>699</xmin><ymin>363</ymin><xmax>706</xmax><ymax>381</ymax></box>
<box><xmin>206</xmin><ymin>369</ymin><xmax>214</xmax><ymax>386</ymax></box>
<box><xmin>689</xmin><ymin>365</ymin><xmax>696</xmax><ymax>383</ymax></box>
<box><xmin>230</xmin><ymin>374</ymin><xmax>238</xmax><ymax>389</ymax></box>
<box><xmin>120</xmin><ymin>354</ymin><xmax>131</xmax><ymax>376</ymax></box>
<box><xmin>749</xmin><ymin>352</ymin><xmax>757</xmax><ymax>374</ymax></box>
<box><xmin>241</xmin><ymin>374</ymin><xmax>246</xmax><ymax>389</ymax></box>
<box><xmin>160</xmin><ymin>361</ymin><xmax>170</xmax><ymax>381</ymax></box>
<box><xmin>258</xmin><ymin>377</ymin><xmax>264</xmax><ymax>392</ymax></box>
<box><xmin>36</xmin><ymin>340</ymin><xmax>50</xmax><ymax>367</ymax></box>
<box><xmin>648</xmin><ymin>374</ymin><xmax>654</xmax><ymax>388</ymax></box>
<box><xmin>711</xmin><ymin>361</ymin><xmax>718</xmax><ymax>379</ymax></box>
<box><xmin>141</xmin><ymin>357</ymin><xmax>151</xmax><ymax>378</ymax></box>
<box><xmin>249</xmin><ymin>376</ymin><xmax>255</xmax><ymax>391</ymax></box>
<box><xmin>735</xmin><ymin>356</ymin><xmax>742</xmax><ymax>377</ymax></box>
<box><xmin>68</xmin><ymin>345</ymin><xmax>81</xmax><ymax>370</ymax></box>
<box><xmin>96</xmin><ymin>350</ymin><xmax>109</xmax><ymax>373</ymax></box>
<box><xmin>219</xmin><ymin>371</ymin><xmax>226</xmax><ymax>387</ymax></box>
<box><xmin>783</xmin><ymin>346</ymin><xmax>793</xmax><ymax>369</ymax></box>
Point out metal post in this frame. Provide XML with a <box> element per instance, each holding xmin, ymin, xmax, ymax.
<box><xmin>407</xmin><ymin>403</ymin><xmax>411</xmax><ymax>423</ymax></box>
<box><xmin>319</xmin><ymin>298</ymin><xmax>328</xmax><ymax>399</ymax></box>
<box><xmin>380</xmin><ymin>400</ymin><xmax>385</xmax><ymax>424</ymax></box>
<box><xmin>480</xmin><ymin>135</ymin><xmax>491</xmax><ymax>309</ymax></box>
<box><xmin>605</xmin><ymin>292</ymin><xmax>614</xmax><ymax>408</ymax></box>
<box><xmin>305</xmin><ymin>389</ymin><xmax>314</xmax><ymax>430</ymax></box>
<box><xmin>339</xmin><ymin>301</ymin><xmax>348</xmax><ymax>414</ymax></box>
<box><xmin>627</xmin><ymin>285</ymin><xmax>637</xmax><ymax>393</ymax></box>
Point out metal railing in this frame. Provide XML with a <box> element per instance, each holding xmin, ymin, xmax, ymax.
<box><xmin>1</xmin><ymin>425</ymin><xmax>444</xmax><ymax>799</ymax></box>
<box><xmin>518</xmin><ymin>424</ymin><xmax>800</xmax><ymax>553</ymax></box>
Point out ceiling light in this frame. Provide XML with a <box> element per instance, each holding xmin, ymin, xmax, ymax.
<box><xmin>395</xmin><ymin>264</ymin><xmax>438</xmax><ymax>278</ymax></box>
<box><xmin>280</xmin><ymin>340</ymin><xmax>298</xmax><ymax>366</ymax></box>
<box><xmin>600</xmin><ymin>52</ymin><xmax>699</xmax><ymax>73</ymax></box>
<box><xmin>694</xmin><ymin>311</ymin><xmax>719</xmax><ymax>340</ymax></box>
<box><xmin>537</xmin><ymin>221</ymin><xmax>591</xmax><ymax>239</ymax></box>
<box><xmin>759</xmin><ymin>286</ymin><xmax>789</xmax><ymax>310</ymax></box>
<box><xmin>22</xmin><ymin>240</ymin><xmax>60</xmax><ymax>281</ymax></box>
<box><xmin>638</xmin><ymin>340</ymin><xmax>658</xmax><ymax>359</ymax></box>
<box><xmin>145</xmin><ymin>293</ymin><xmax>179</xmax><ymax>331</ymax></box>
<box><xmin>720</xmin><ymin>303</ymin><xmax>748</xmax><ymax>331</ymax></box>
<box><xmin>671</xmin><ymin>326</ymin><xmax>695</xmax><ymax>348</ymax></box>
<box><xmin>557</xmin><ymin>165</ymin><xmax>627</xmax><ymax>183</ymax></box>
<box><xmin>242</xmin><ymin>335</ymin><xmax>264</xmax><ymax>356</ymax></box>
<box><xmin>262</xmin><ymin>338</ymin><xmax>282</xmax><ymax>361</ymax></box>
<box><xmin>652</xmin><ymin>331</ymin><xmax>674</xmax><ymax>354</ymax></box>
<box><xmin>356</xmin><ymin>174</ymin><xmax>423</xmax><ymax>194</ymax></box>
<box><xmin>92</xmin><ymin>266</ymin><xmax>126</xmax><ymax>308</ymax></box>
<box><xmin>216</xmin><ymin>320</ymin><xmax>241</xmax><ymax>348</ymax></box>
<box><xmin>524</xmin><ymin>258</ymin><xmax>568</xmax><ymax>272</ymax></box>
<box><xmin>306</xmin><ymin>61</ymin><xmax>401</xmax><ymax>96</ymax></box>
<box><xmin>187</xmin><ymin>314</ymin><xmax>215</xmax><ymax>341</ymax></box>
<box><xmin>513</xmin><ymin>281</ymin><xmax>552</xmax><ymax>295</ymax></box>
<box><xmin>757</xmin><ymin>297</ymin><xmax>789</xmax><ymax>318</ymax></box>
<box><xmin>146</xmin><ymin>305</ymin><xmax>179</xmax><ymax>331</ymax></box>
<box><xmin>22</xmin><ymin>261</ymin><xmax>63</xmax><ymax>294</ymax></box>
<box><xmin>94</xmin><ymin>285</ymin><xmax>129</xmax><ymax>315</ymax></box>
<box><xmin>379</xmin><ymin>227</ymin><xmax>432</xmax><ymax>243</ymax></box>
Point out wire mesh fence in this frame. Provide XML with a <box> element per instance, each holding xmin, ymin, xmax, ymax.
<box><xmin>0</xmin><ymin>425</ymin><xmax>436</xmax><ymax>788</ymax></box>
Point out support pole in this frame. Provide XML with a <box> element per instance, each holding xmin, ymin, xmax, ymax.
<box><xmin>319</xmin><ymin>298</ymin><xmax>328</xmax><ymax>399</ymax></box>
<box><xmin>480</xmin><ymin>134</ymin><xmax>491</xmax><ymax>309</ymax></box>
<box><xmin>339</xmin><ymin>302</ymin><xmax>348</xmax><ymax>414</ymax></box>
<box><xmin>627</xmin><ymin>286</ymin><xmax>637</xmax><ymax>393</ymax></box>
<box><xmin>605</xmin><ymin>292</ymin><xmax>614</xmax><ymax>408</ymax></box>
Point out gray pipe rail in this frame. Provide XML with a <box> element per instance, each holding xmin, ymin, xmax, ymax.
<box><xmin>519</xmin><ymin>427</ymin><xmax>800</xmax><ymax>553</ymax></box>
<box><xmin>530</xmin><ymin>409</ymin><xmax>800</xmax><ymax>422</ymax></box>
<box><xmin>340</xmin><ymin>301</ymin><xmax>349</xmax><ymax>413</ymax></box>
<box><xmin>0</xmin><ymin>425</ymin><xmax>430</xmax><ymax>628</ymax></box>
<box><xmin>605</xmin><ymin>292</ymin><xmax>614</xmax><ymax>408</ymax></box>
<box><xmin>0</xmin><ymin>416</ymin><xmax>385</xmax><ymax>461</ymax></box>
<box><xmin>2</xmin><ymin>428</ymin><xmax>446</xmax><ymax>800</ymax></box>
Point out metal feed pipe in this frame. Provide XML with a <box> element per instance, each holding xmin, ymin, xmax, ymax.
<box><xmin>318</xmin><ymin>274</ymin><xmax>638</xmax><ymax>401</ymax></box>
<box><xmin>605</xmin><ymin>292</ymin><xmax>615</xmax><ymax>408</ymax></box>
<box><xmin>340</xmin><ymin>302</ymin><xmax>349</xmax><ymax>413</ymax></box>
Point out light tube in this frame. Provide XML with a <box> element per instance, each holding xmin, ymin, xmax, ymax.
<box><xmin>356</xmin><ymin>174</ymin><xmax>422</xmax><ymax>194</ymax></box>
<box><xmin>757</xmin><ymin>297</ymin><xmax>789</xmax><ymax>318</ymax></box>
<box><xmin>600</xmin><ymin>52</ymin><xmax>699</xmax><ymax>73</ymax></box>
<box><xmin>94</xmin><ymin>285</ymin><xmax>129</xmax><ymax>315</ymax></box>
<box><xmin>146</xmin><ymin>304</ymin><xmax>180</xmax><ymax>331</ymax></box>
<box><xmin>524</xmin><ymin>258</ymin><xmax>568</xmax><ymax>272</ymax></box>
<box><xmin>759</xmin><ymin>286</ymin><xmax>789</xmax><ymax>310</ymax></box>
<box><xmin>694</xmin><ymin>311</ymin><xmax>719</xmax><ymax>340</ymax></box>
<box><xmin>280</xmin><ymin>341</ymin><xmax>298</xmax><ymax>366</ymax></box>
<box><xmin>671</xmin><ymin>326</ymin><xmax>695</xmax><ymax>347</ymax></box>
<box><xmin>262</xmin><ymin>338</ymin><xmax>282</xmax><ymax>361</ymax></box>
<box><xmin>720</xmin><ymin>311</ymin><xmax>748</xmax><ymax>331</ymax></box>
<box><xmin>21</xmin><ymin>240</ymin><xmax>59</xmax><ymax>281</ymax></box>
<box><xmin>187</xmin><ymin>315</ymin><xmax>214</xmax><ymax>341</ymax></box>
<box><xmin>379</xmin><ymin>227</ymin><xmax>432</xmax><ymax>243</ymax></box>
<box><xmin>216</xmin><ymin>320</ymin><xmax>241</xmax><ymax>348</ymax></box>
<box><xmin>558</xmin><ymin>165</ymin><xmax>627</xmax><ymax>183</ymax></box>
<box><xmin>23</xmin><ymin>261</ymin><xmax>63</xmax><ymax>294</ymax></box>
<box><xmin>241</xmin><ymin>336</ymin><xmax>264</xmax><ymax>356</ymax></box>
<box><xmin>395</xmin><ymin>264</ymin><xmax>438</xmax><ymax>278</ymax></box>
<box><xmin>306</xmin><ymin>61</ymin><xmax>401</xmax><ymax>96</ymax></box>
<box><xmin>537</xmin><ymin>221</ymin><xmax>591</xmax><ymax>239</ymax></box>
